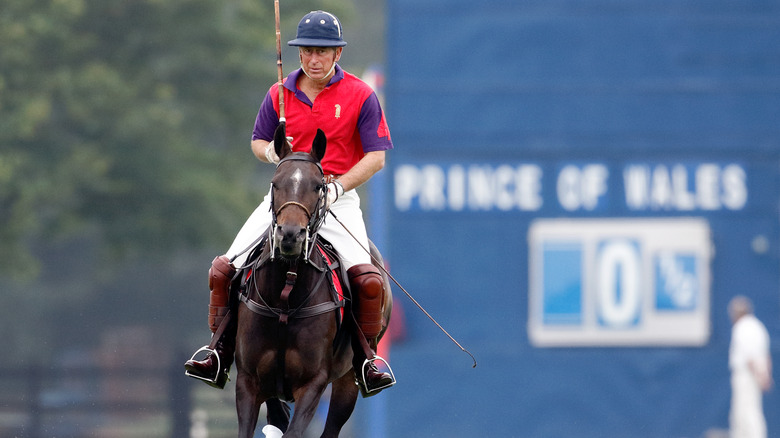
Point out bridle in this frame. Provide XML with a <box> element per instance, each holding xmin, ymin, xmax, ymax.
<box><xmin>269</xmin><ymin>153</ymin><xmax>328</xmax><ymax>262</ymax></box>
<box><xmin>274</xmin><ymin>201</ymin><xmax>312</xmax><ymax>220</ymax></box>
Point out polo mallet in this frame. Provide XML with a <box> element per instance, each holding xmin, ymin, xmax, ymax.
<box><xmin>274</xmin><ymin>0</ymin><xmax>285</xmax><ymax>124</ymax></box>
<box><xmin>328</xmin><ymin>211</ymin><xmax>478</xmax><ymax>368</ymax></box>
<box><xmin>226</xmin><ymin>0</ymin><xmax>287</xmax><ymax>266</ymax></box>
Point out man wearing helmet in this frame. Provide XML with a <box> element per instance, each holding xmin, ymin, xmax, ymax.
<box><xmin>185</xmin><ymin>10</ymin><xmax>395</xmax><ymax>396</ymax></box>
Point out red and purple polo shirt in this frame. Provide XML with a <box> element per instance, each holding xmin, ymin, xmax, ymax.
<box><xmin>252</xmin><ymin>65</ymin><xmax>393</xmax><ymax>175</ymax></box>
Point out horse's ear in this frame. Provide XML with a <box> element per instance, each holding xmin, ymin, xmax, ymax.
<box><xmin>274</xmin><ymin>123</ymin><xmax>291</xmax><ymax>160</ymax></box>
<box><xmin>310</xmin><ymin>129</ymin><xmax>326</xmax><ymax>163</ymax></box>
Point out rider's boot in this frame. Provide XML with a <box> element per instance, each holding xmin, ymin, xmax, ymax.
<box><xmin>348</xmin><ymin>264</ymin><xmax>395</xmax><ymax>396</ymax></box>
<box><xmin>184</xmin><ymin>255</ymin><xmax>236</xmax><ymax>389</ymax></box>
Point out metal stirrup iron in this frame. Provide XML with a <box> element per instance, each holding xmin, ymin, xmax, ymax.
<box><xmin>360</xmin><ymin>356</ymin><xmax>396</xmax><ymax>394</ymax></box>
<box><xmin>185</xmin><ymin>346</ymin><xmax>224</xmax><ymax>386</ymax></box>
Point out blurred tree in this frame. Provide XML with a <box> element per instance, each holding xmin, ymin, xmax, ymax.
<box><xmin>0</xmin><ymin>0</ymin><xmax>354</xmax><ymax>280</ymax></box>
<box><xmin>0</xmin><ymin>0</ymin><xmax>357</xmax><ymax>361</ymax></box>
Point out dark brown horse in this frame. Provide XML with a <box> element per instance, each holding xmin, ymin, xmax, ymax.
<box><xmin>233</xmin><ymin>124</ymin><xmax>393</xmax><ymax>437</ymax></box>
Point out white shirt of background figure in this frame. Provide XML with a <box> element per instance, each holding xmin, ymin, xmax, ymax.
<box><xmin>728</xmin><ymin>296</ymin><xmax>773</xmax><ymax>438</ymax></box>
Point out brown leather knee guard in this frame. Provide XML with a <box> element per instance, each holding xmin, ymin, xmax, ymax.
<box><xmin>348</xmin><ymin>264</ymin><xmax>385</xmax><ymax>346</ymax></box>
<box><xmin>208</xmin><ymin>255</ymin><xmax>236</xmax><ymax>333</ymax></box>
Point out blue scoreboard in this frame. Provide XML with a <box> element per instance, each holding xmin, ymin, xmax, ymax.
<box><xmin>528</xmin><ymin>217</ymin><xmax>711</xmax><ymax>346</ymax></box>
<box><xmin>376</xmin><ymin>1</ymin><xmax>780</xmax><ymax>437</ymax></box>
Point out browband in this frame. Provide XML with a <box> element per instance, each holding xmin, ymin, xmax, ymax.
<box><xmin>277</xmin><ymin>153</ymin><xmax>324</xmax><ymax>176</ymax></box>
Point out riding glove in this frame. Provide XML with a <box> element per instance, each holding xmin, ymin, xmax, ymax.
<box><xmin>326</xmin><ymin>180</ymin><xmax>344</xmax><ymax>209</ymax></box>
<box><xmin>264</xmin><ymin>136</ymin><xmax>293</xmax><ymax>164</ymax></box>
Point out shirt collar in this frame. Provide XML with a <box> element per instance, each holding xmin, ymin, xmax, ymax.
<box><xmin>284</xmin><ymin>64</ymin><xmax>344</xmax><ymax>92</ymax></box>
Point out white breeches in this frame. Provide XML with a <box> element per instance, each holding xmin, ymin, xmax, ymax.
<box><xmin>225</xmin><ymin>187</ymin><xmax>371</xmax><ymax>269</ymax></box>
<box><xmin>730</xmin><ymin>370</ymin><xmax>766</xmax><ymax>438</ymax></box>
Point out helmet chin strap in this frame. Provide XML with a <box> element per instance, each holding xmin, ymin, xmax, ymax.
<box><xmin>301</xmin><ymin>62</ymin><xmax>337</xmax><ymax>83</ymax></box>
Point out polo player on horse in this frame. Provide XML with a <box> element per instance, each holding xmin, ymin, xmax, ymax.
<box><xmin>185</xmin><ymin>10</ymin><xmax>395</xmax><ymax>396</ymax></box>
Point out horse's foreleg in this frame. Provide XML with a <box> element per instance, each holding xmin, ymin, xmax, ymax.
<box><xmin>265</xmin><ymin>398</ymin><xmax>291</xmax><ymax>432</ymax></box>
<box><xmin>284</xmin><ymin>374</ymin><xmax>329</xmax><ymax>438</ymax></box>
<box><xmin>320</xmin><ymin>371</ymin><xmax>359</xmax><ymax>438</ymax></box>
<box><xmin>235</xmin><ymin>373</ymin><xmax>265</xmax><ymax>438</ymax></box>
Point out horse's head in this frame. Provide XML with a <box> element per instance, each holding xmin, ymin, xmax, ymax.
<box><xmin>269</xmin><ymin>124</ymin><xmax>327</xmax><ymax>261</ymax></box>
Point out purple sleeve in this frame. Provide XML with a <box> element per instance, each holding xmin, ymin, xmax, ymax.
<box><xmin>357</xmin><ymin>92</ymin><xmax>393</xmax><ymax>152</ymax></box>
<box><xmin>252</xmin><ymin>91</ymin><xmax>280</xmax><ymax>142</ymax></box>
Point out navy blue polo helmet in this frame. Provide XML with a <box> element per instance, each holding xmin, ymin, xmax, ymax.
<box><xmin>288</xmin><ymin>10</ymin><xmax>347</xmax><ymax>47</ymax></box>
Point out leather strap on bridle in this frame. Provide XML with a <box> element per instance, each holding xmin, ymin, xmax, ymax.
<box><xmin>274</xmin><ymin>201</ymin><xmax>311</xmax><ymax>221</ymax></box>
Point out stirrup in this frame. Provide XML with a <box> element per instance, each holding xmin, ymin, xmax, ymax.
<box><xmin>358</xmin><ymin>355</ymin><xmax>396</xmax><ymax>397</ymax></box>
<box><xmin>185</xmin><ymin>346</ymin><xmax>228</xmax><ymax>388</ymax></box>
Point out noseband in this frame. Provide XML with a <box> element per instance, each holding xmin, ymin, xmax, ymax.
<box><xmin>274</xmin><ymin>201</ymin><xmax>313</xmax><ymax>220</ymax></box>
<box><xmin>269</xmin><ymin>153</ymin><xmax>327</xmax><ymax>262</ymax></box>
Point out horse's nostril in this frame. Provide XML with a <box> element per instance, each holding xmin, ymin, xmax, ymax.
<box><xmin>281</xmin><ymin>225</ymin><xmax>306</xmax><ymax>241</ymax></box>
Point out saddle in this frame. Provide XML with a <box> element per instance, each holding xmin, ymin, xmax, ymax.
<box><xmin>235</xmin><ymin>235</ymin><xmax>348</xmax><ymax>328</ymax></box>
